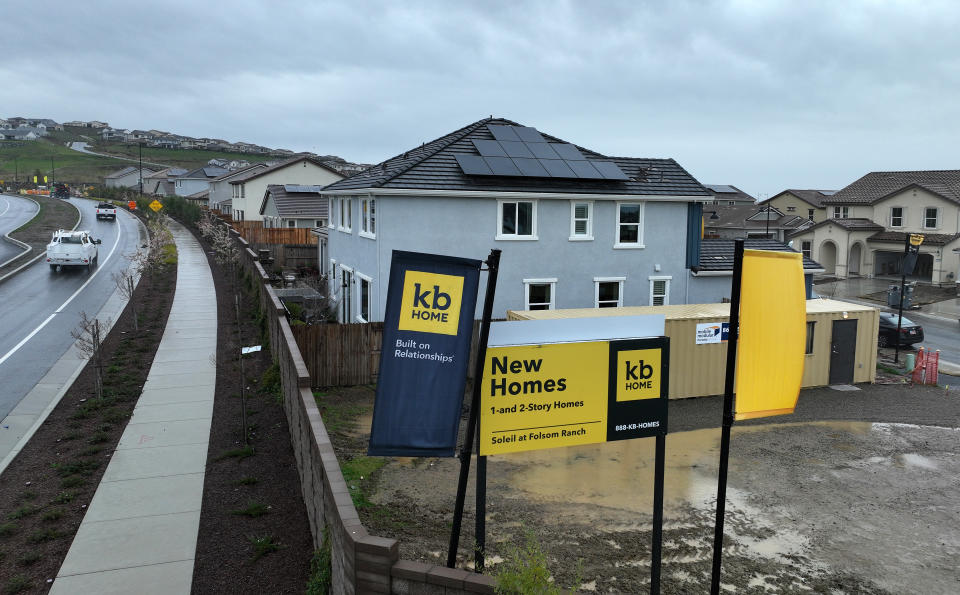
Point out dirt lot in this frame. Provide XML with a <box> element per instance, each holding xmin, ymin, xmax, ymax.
<box><xmin>323</xmin><ymin>382</ymin><xmax>960</xmax><ymax>593</ymax></box>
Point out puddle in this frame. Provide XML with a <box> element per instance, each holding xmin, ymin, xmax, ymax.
<box><xmin>500</xmin><ymin>421</ymin><xmax>874</xmax><ymax>512</ymax></box>
<box><xmin>895</xmin><ymin>453</ymin><xmax>938</xmax><ymax>470</ymax></box>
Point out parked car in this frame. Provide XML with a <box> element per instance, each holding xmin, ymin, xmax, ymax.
<box><xmin>46</xmin><ymin>229</ymin><xmax>100</xmax><ymax>272</ymax></box>
<box><xmin>877</xmin><ymin>312</ymin><xmax>924</xmax><ymax>347</ymax></box>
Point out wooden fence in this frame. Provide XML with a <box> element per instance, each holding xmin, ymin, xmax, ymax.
<box><xmin>232</xmin><ymin>220</ymin><xmax>317</xmax><ymax>245</ymax></box>
<box><xmin>291</xmin><ymin>319</ymin><xmax>496</xmax><ymax>388</ymax></box>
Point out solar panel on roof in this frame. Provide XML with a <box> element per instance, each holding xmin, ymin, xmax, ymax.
<box><xmin>593</xmin><ymin>161</ymin><xmax>630</xmax><ymax>180</ymax></box>
<box><xmin>552</xmin><ymin>143</ymin><xmax>585</xmax><ymax>160</ymax></box>
<box><xmin>484</xmin><ymin>156</ymin><xmax>523</xmax><ymax>176</ymax></box>
<box><xmin>455</xmin><ymin>154</ymin><xmax>494</xmax><ymax>176</ymax></box>
<box><xmin>539</xmin><ymin>159</ymin><xmax>577</xmax><ymax>178</ymax></box>
<box><xmin>472</xmin><ymin>139</ymin><xmax>507</xmax><ymax>157</ymax></box>
<box><xmin>512</xmin><ymin>157</ymin><xmax>550</xmax><ymax>177</ymax></box>
<box><xmin>706</xmin><ymin>184</ymin><xmax>737</xmax><ymax>193</ymax></box>
<box><xmin>566</xmin><ymin>160</ymin><xmax>603</xmax><ymax>179</ymax></box>
<box><xmin>499</xmin><ymin>141</ymin><xmax>535</xmax><ymax>158</ymax></box>
<box><xmin>514</xmin><ymin>126</ymin><xmax>546</xmax><ymax>143</ymax></box>
<box><xmin>527</xmin><ymin>142</ymin><xmax>560</xmax><ymax>159</ymax></box>
<box><xmin>488</xmin><ymin>125</ymin><xmax>521</xmax><ymax>142</ymax></box>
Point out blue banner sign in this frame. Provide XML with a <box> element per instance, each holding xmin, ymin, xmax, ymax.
<box><xmin>368</xmin><ymin>250</ymin><xmax>482</xmax><ymax>456</ymax></box>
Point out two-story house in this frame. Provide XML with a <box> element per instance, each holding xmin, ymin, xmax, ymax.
<box><xmin>228</xmin><ymin>156</ymin><xmax>342</xmax><ymax>222</ymax></box>
<box><xmin>208</xmin><ymin>163</ymin><xmax>269</xmax><ymax>215</ymax></box>
<box><xmin>702</xmin><ymin>204</ymin><xmax>813</xmax><ymax>242</ymax></box>
<box><xmin>105</xmin><ymin>166</ymin><xmax>157</xmax><ymax>189</ymax></box>
<box><xmin>788</xmin><ymin>170</ymin><xmax>960</xmax><ymax>284</ymax></box>
<box><xmin>763</xmin><ymin>189</ymin><xmax>836</xmax><ymax>224</ymax></box>
<box><xmin>320</xmin><ymin>117</ymin><xmax>711</xmax><ymax>323</ymax></box>
<box><xmin>173</xmin><ymin>166</ymin><xmax>228</xmax><ymax>197</ymax></box>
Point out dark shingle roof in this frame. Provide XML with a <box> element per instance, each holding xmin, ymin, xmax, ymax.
<box><xmin>231</xmin><ymin>156</ymin><xmax>341</xmax><ymax>184</ymax></box>
<box><xmin>321</xmin><ymin>117</ymin><xmax>710</xmax><ymax>197</ymax></box>
<box><xmin>704</xmin><ymin>184</ymin><xmax>756</xmax><ymax>203</ymax></box>
<box><xmin>867</xmin><ymin>231</ymin><xmax>960</xmax><ymax>246</ymax></box>
<box><xmin>697</xmin><ymin>238</ymin><xmax>822</xmax><ymax>272</ymax></box>
<box><xmin>105</xmin><ymin>166</ymin><xmax>137</xmax><ymax>178</ymax></box>
<box><xmin>180</xmin><ymin>166</ymin><xmax>228</xmax><ymax>179</ymax></box>
<box><xmin>212</xmin><ymin>163</ymin><xmax>268</xmax><ymax>182</ymax></box>
<box><xmin>703</xmin><ymin>204</ymin><xmax>812</xmax><ymax>231</ymax></box>
<box><xmin>787</xmin><ymin>218</ymin><xmax>884</xmax><ymax>238</ymax></box>
<box><xmin>259</xmin><ymin>184</ymin><xmax>328</xmax><ymax>218</ymax></box>
<box><xmin>824</xmin><ymin>170</ymin><xmax>960</xmax><ymax>205</ymax></box>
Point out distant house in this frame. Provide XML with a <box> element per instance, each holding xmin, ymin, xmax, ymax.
<box><xmin>0</xmin><ymin>128</ymin><xmax>40</xmax><ymax>141</ymax></box>
<box><xmin>763</xmin><ymin>189</ymin><xmax>836</xmax><ymax>224</ymax></box>
<box><xmin>0</xmin><ymin>119</ymin><xmax>10</xmax><ymax>129</ymax></box>
<box><xmin>63</xmin><ymin>120</ymin><xmax>86</xmax><ymax>127</ymax></box>
<box><xmin>704</xmin><ymin>184</ymin><xmax>756</xmax><ymax>206</ymax></box>
<box><xmin>152</xmin><ymin>135</ymin><xmax>181</xmax><ymax>149</ymax></box>
<box><xmin>105</xmin><ymin>166</ymin><xmax>157</xmax><ymax>189</ymax></box>
<box><xmin>174</xmin><ymin>166</ymin><xmax>229</xmax><ymax>197</ymax></box>
<box><xmin>702</xmin><ymin>204</ymin><xmax>813</xmax><ymax>242</ymax></box>
<box><xmin>186</xmin><ymin>188</ymin><xmax>210</xmax><ymax>205</ymax></box>
<box><xmin>33</xmin><ymin>118</ymin><xmax>63</xmax><ymax>131</ymax></box>
<box><xmin>688</xmin><ymin>238</ymin><xmax>824</xmax><ymax>303</ymax></box>
<box><xmin>130</xmin><ymin>130</ymin><xmax>155</xmax><ymax>141</ymax></box>
<box><xmin>207</xmin><ymin>158</ymin><xmax>228</xmax><ymax>168</ymax></box>
<box><xmin>88</xmin><ymin>121</ymin><xmax>109</xmax><ymax>129</ymax></box>
<box><xmin>228</xmin><ymin>156</ymin><xmax>343</xmax><ymax>222</ymax></box>
<box><xmin>259</xmin><ymin>184</ymin><xmax>329</xmax><ymax>228</ymax></box>
<box><xmin>142</xmin><ymin>167</ymin><xmax>188</xmax><ymax>195</ymax></box>
<box><xmin>208</xmin><ymin>163</ymin><xmax>270</xmax><ymax>212</ymax></box>
<box><xmin>789</xmin><ymin>170</ymin><xmax>960</xmax><ymax>283</ymax></box>
<box><xmin>100</xmin><ymin>128</ymin><xmax>128</xmax><ymax>142</ymax></box>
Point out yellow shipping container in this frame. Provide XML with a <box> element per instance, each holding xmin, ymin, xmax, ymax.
<box><xmin>507</xmin><ymin>299</ymin><xmax>878</xmax><ymax>399</ymax></box>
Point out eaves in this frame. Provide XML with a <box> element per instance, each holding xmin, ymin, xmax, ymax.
<box><xmin>320</xmin><ymin>187</ymin><xmax>713</xmax><ymax>202</ymax></box>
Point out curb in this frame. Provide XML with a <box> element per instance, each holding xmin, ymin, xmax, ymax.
<box><xmin>0</xmin><ymin>209</ymin><xmax>149</xmax><ymax>475</ymax></box>
<box><xmin>0</xmin><ymin>194</ymin><xmax>39</xmax><ymax>268</ymax></box>
<box><xmin>0</xmin><ymin>195</ymin><xmax>82</xmax><ymax>284</ymax></box>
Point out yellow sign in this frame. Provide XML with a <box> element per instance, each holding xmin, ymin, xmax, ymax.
<box><xmin>397</xmin><ymin>270</ymin><xmax>464</xmax><ymax>335</ymax></box>
<box><xmin>480</xmin><ymin>338</ymin><xmax>668</xmax><ymax>455</ymax></box>
<box><xmin>910</xmin><ymin>234</ymin><xmax>924</xmax><ymax>246</ymax></box>
<box><xmin>44</xmin><ymin>176</ymin><xmax>48</xmax><ymax>183</ymax></box>
<box><xmin>33</xmin><ymin>175</ymin><xmax>37</xmax><ymax>183</ymax></box>
<box><xmin>149</xmin><ymin>199</ymin><xmax>163</xmax><ymax>212</ymax></box>
<box><xmin>734</xmin><ymin>249</ymin><xmax>806</xmax><ymax>420</ymax></box>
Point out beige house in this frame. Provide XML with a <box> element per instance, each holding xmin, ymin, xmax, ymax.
<box><xmin>764</xmin><ymin>189</ymin><xmax>835</xmax><ymax>224</ymax></box>
<box><xmin>789</xmin><ymin>171</ymin><xmax>960</xmax><ymax>285</ymax></box>
<box><xmin>229</xmin><ymin>156</ymin><xmax>343</xmax><ymax>222</ymax></box>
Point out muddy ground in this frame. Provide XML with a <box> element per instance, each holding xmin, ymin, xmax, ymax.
<box><xmin>324</xmin><ymin>382</ymin><xmax>960</xmax><ymax>593</ymax></box>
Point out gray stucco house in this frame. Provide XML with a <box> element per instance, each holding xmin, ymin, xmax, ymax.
<box><xmin>320</xmin><ymin>117</ymin><xmax>712</xmax><ymax>323</ymax></box>
<box><xmin>260</xmin><ymin>184</ymin><xmax>328</xmax><ymax>228</ymax></box>
<box><xmin>174</xmin><ymin>166</ymin><xmax>228</xmax><ymax>197</ymax></box>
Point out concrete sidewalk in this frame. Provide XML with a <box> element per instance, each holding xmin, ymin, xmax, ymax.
<box><xmin>51</xmin><ymin>221</ymin><xmax>216</xmax><ymax>594</ymax></box>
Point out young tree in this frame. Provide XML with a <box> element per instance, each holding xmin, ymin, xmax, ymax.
<box><xmin>71</xmin><ymin>312</ymin><xmax>112</xmax><ymax>400</ymax></box>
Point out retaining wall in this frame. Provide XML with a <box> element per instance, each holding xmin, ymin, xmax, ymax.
<box><xmin>234</xmin><ymin>232</ymin><xmax>494</xmax><ymax>594</ymax></box>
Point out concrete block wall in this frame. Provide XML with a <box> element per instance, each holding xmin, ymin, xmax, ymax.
<box><xmin>230</xmin><ymin>227</ymin><xmax>494</xmax><ymax>595</ymax></box>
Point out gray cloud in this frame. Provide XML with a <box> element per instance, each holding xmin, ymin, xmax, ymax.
<box><xmin>3</xmin><ymin>0</ymin><xmax>959</xmax><ymax>197</ymax></box>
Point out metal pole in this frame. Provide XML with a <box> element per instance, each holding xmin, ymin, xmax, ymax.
<box><xmin>50</xmin><ymin>156</ymin><xmax>55</xmax><ymax>187</ymax></box>
<box><xmin>139</xmin><ymin>142</ymin><xmax>144</xmax><ymax>196</ymax></box>
<box><xmin>765</xmin><ymin>205</ymin><xmax>770</xmax><ymax>238</ymax></box>
<box><xmin>894</xmin><ymin>235</ymin><xmax>909</xmax><ymax>364</ymax></box>
<box><xmin>447</xmin><ymin>249</ymin><xmax>501</xmax><ymax>570</ymax></box>
<box><xmin>476</xmin><ymin>446</ymin><xmax>487</xmax><ymax>572</ymax></box>
<box><xmin>710</xmin><ymin>239</ymin><xmax>744</xmax><ymax>594</ymax></box>
<box><xmin>651</xmin><ymin>433</ymin><xmax>666</xmax><ymax>595</ymax></box>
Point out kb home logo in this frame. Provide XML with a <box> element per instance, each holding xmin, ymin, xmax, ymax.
<box><xmin>398</xmin><ymin>270</ymin><xmax>464</xmax><ymax>335</ymax></box>
<box><xmin>615</xmin><ymin>349</ymin><xmax>660</xmax><ymax>401</ymax></box>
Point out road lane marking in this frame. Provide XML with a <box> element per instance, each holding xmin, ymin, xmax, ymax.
<box><xmin>0</xmin><ymin>212</ymin><xmax>125</xmax><ymax>367</ymax></box>
<box><xmin>0</xmin><ymin>197</ymin><xmax>9</xmax><ymax>218</ymax></box>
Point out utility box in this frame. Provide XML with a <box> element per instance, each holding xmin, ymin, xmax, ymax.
<box><xmin>887</xmin><ymin>284</ymin><xmax>914</xmax><ymax>309</ymax></box>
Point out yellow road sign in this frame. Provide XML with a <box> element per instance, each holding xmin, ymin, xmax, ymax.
<box><xmin>149</xmin><ymin>199</ymin><xmax>163</xmax><ymax>212</ymax></box>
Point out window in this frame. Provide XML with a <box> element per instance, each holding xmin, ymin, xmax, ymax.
<box><xmin>890</xmin><ymin>207</ymin><xmax>903</xmax><ymax>227</ymax></box>
<box><xmin>287</xmin><ymin>220</ymin><xmax>296</xmax><ymax>228</ymax></box>
<box><xmin>339</xmin><ymin>197</ymin><xmax>352</xmax><ymax>232</ymax></box>
<box><xmin>805</xmin><ymin>321</ymin><xmax>815</xmax><ymax>354</ymax></box>
<box><xmin>340</xmin><ymin>266</ymin><xmax>353</xmax><ymax>322</ymax></box>
<box><xmin>315</xmin><ymin>220</ymin><xmax>324</xmax><ymax>228</ymax></box>
<box><xmin>594</xmin><ymin>277</ymin><xmax>625</xmax><ymax>308</ymax></box>
<box><xmin>727</xmin><ymin>201</ymin><xmax>736</xmax><ymax>206</ymax></box>
<box><xmin>649</xmin><ymin>276</ymin><xmax>671</xmax><ymax>306</ymax></box>
<box><xmin>523</xmin><ymin>278</ymin><xmax>556</xmax><ymax>310</ymax></box>
<box><xmin>787</xmin><ymin>206</ymin><xmax>796</xmax><ymax>212</ymax></box>
<box><xmin>328</xmin><ymin>198</ymin><xmax>335</xmax><ymax>228</ymax></box>
<box><xmin>615</xmin><ymin>202</ymin><xmax>644</xmax><ymax>248</ymax></box>
<box><xmin>832</xmin><ymin>206</ymin><xmax>848</xmax><ymax>219</ymax></box>
<box><xmin>498</xmin><ymin>200</ymin><xmax>537</xmax><ymax>239</ymax></box>
<box><xmin>360</xmin><ymin>197</ymin><xmax>376</xmax><ymax>238</ymax></box>
<box><xmin>569</xmin><ymin>201</ymin><xmax>593</xmax><ymax>240</ymax></box>
<box><xmin>801</xmin><ymin>241</ymin><xmax>812</xmax><ymax>259</ymax></box>
<box><xmin>924</xmin><ymin>207</ymin><xmax>939</xmax><ymax>229</ymax></box>
<box><xmin>357</xmin><ymin>274</ymin><xmax>372</xmax><ymax>322</ymax></box>
<box><xmin>240</xmin><ymin>184</ymin><xmax>245</xmax><ymax>199</ymax></box>
<box><xmin>808</xmin><ymin>209</ymin><xmax>815</xmax><ymax>220</ymax></box>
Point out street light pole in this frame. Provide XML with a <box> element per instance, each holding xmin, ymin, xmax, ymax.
<box><xmin>50</xmin><ymin>156</ymin><xmax>55</xmax><ymax>187</ymax></box>
<box><xmin>138</xmin><ymin>142</ymin><xmax>143</xmax><ymax>196</ymax></box>
<box><xmin>765</xmin><ymin>205</ymin><xmax>771</xmax><ymax>238</ymax></box>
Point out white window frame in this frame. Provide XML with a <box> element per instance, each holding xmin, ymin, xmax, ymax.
<box><xmin>594</xmin><ymin>276</ymin><xmax>625</xmax><ymax>308</ymax></box>
<box><xmin>328</xmin><ymin>198</ymin><xmax>335</xmax><ymax>228</ymax></box>
<box><xmin>339</xmin><ymin>264</ymin><xmax>354</xmax><ymax>323</ymax></box>
<box><xmin>356</xmin><ymin>272</ymin><xmax>373</xmax><ymax>323</ymax></box>
<box><xmin>649</xmin><ymin>276</ymin><xmax>671</xmax><ymax>306</ymax></box>
<box><xmin>924</xmin><ymin>207</ymin><xmax>939</xmax><ymax>229</ymax></box>
<box><xmin>801</xmin><ymin>240</ymin><xmax>812</xmax><ymax>260</ymax></box>
<box><xmin>329</xmin><ymin>259</ymin><xmax>336</xmax><ymax>292</ymax></box>
<box><xmin>832</xmin><ymin>206</ymin><xmax>848</xmax><ymax>219</ymax></box>
<box><xmin>569</xmin><ymin>201</ymin><xmax>594</xmax><ymax>241</ymax></box>
<box><xmin>497</xmin><ymin>199</ymin><xmax>538</xmax><ymax>241</ymax></box>
<box><xmin>240</xmin><ymin>184</ymin><xmax>245</xmax><ymax>199</ymax></box>
<box><xmin>360</xmin><ymin>196</ymin><xmax>376</xmax><ymax>239</ymax></box>
<box><xmin>523</xmin><ymin>277</ymin><xmax>556</xmax><ymax>310</ymax></box>
<box><xmin>315</xmin><ymin>219</ymin><xmax>324</xmax><ymax>228</ymax></box>
<box><xmin>889</xmin><ymin>206</ymin><xmax>904</xmax><ymax>228</ymax></box>
<box><xmin>287</xmin><ymin>220</ymin><xmax>296</xmax><ymax>228</ymax></box>
<box><xmin>614</xmin><ymin>201</ymin><xmax>645</xmax><ymax>249</ymax></box>
<box><xmin>339</xmin><ymin>197</ymin><xmax>352</xmax><ymax>232</ymax></box>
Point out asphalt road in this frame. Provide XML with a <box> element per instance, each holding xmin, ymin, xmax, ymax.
<box><xmin>0</xmin><ymin>194</ymin><xmax>39</xmax><ymax>264</ymax></box>
<box><xmin>898</xmin><ymin>309</ymin><xmax>960</xmax><ymax>363</ymax></box>
<box><xmin>0</xmin><ymin>198</ymin><xmax>142</xmax><ymax>419</ymax></box>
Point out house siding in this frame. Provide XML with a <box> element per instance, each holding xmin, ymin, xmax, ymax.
<box><xmin>328</xmin><ymin>194</ymin><xmax>695</xmax><ymax>322</ymax></box>
<box><xmin>232</xmin><ymin>163</ymin><xmax>342</xmax><ymax>222</ymax></box>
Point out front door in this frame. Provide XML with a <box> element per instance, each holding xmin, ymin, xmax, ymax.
<box><xmin>829</xmin><ymin>319</ymin><xmax>858</xmax><ymax>384</ymax></box>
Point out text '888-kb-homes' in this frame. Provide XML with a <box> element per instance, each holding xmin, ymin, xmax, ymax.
<box><xmin>320</xmin><ymin>117</ymin><xmax>714</xmax><ymax>323</ymax></box>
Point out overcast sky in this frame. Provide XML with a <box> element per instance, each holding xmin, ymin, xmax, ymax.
<box><xmin>3</xmin><ymin>0</ymin><xmax>959</xmax><ymax>199</ymax></box>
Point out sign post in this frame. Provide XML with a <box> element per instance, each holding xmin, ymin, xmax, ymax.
<box><xmin>895</xmin><ymin>234</ymin><xmax>924</xmax><ymax>363</ymax></box>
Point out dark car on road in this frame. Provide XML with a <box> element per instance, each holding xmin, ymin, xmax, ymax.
<box><xmin>877</xmin><ymin>312</ymin><xmax>924</xmax><ymax>347</ymax></box>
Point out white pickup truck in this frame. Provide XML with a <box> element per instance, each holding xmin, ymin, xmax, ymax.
<box><xmin>95</xmin><ymin>202</ymin><xmax>117</xmax><ymax>220</ymax></box>
<box><xmin>46</xmin><ymin>229</ymin><xmax>101</xmax><ymax>272</ymax></box>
